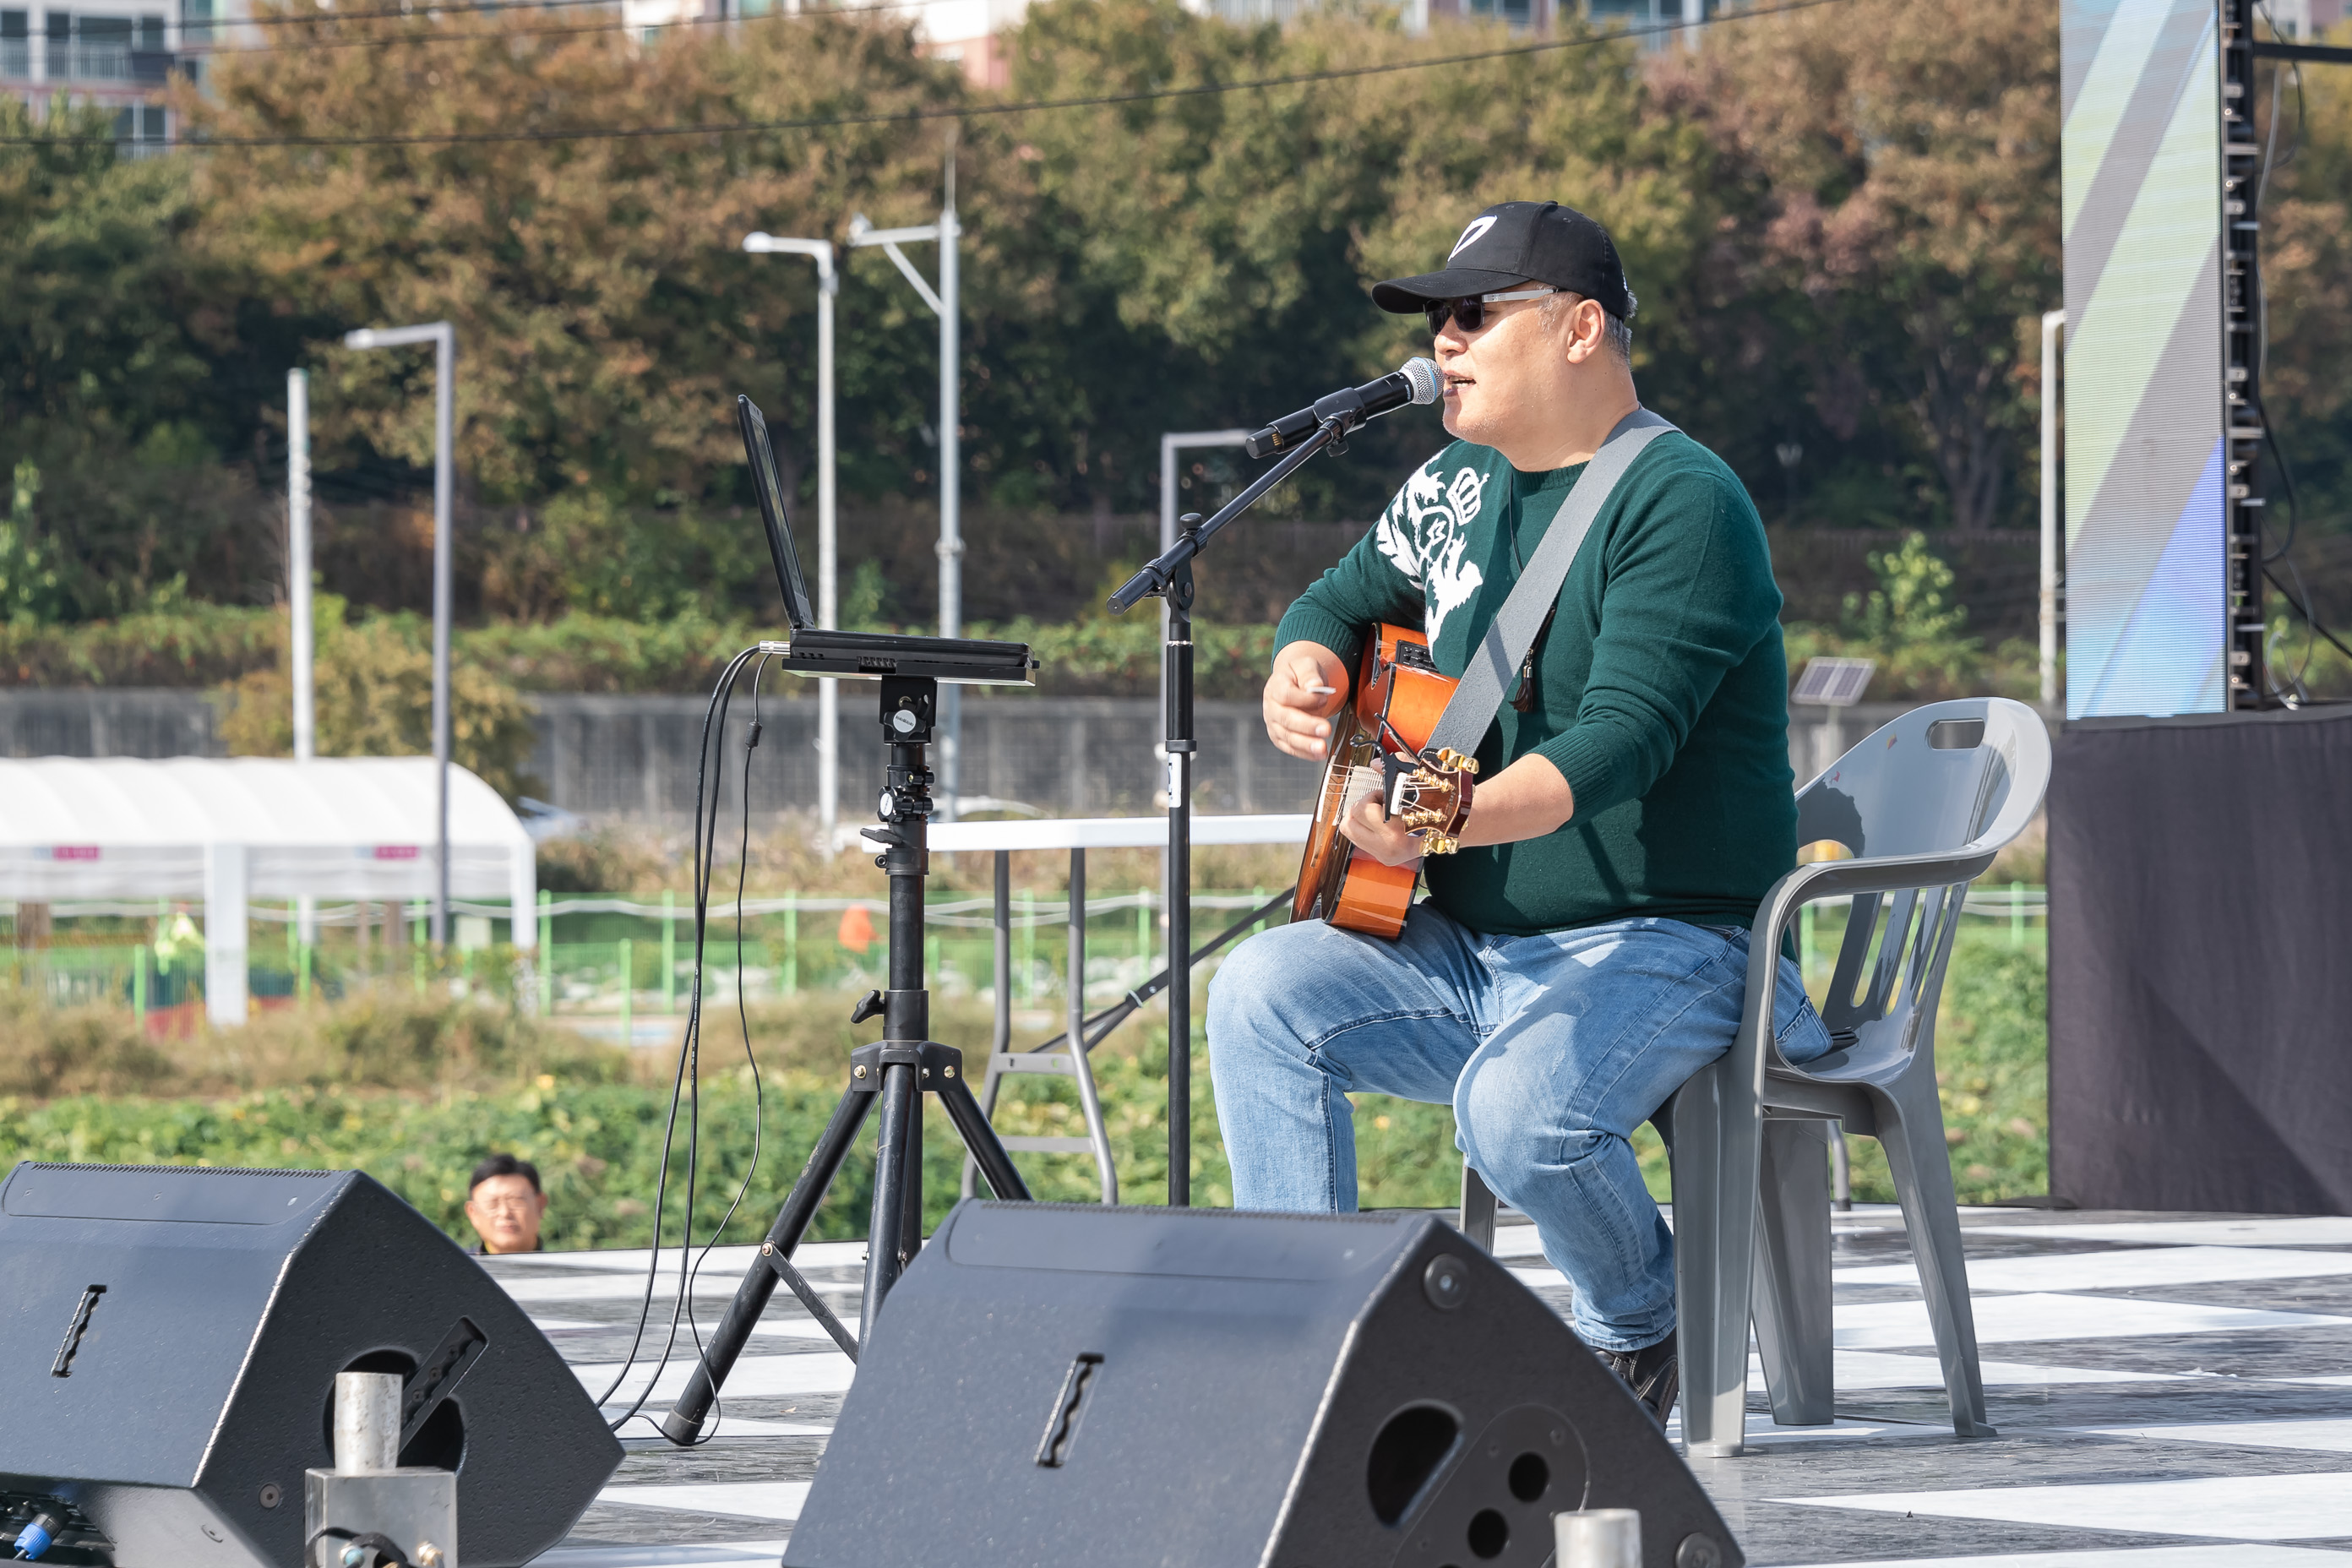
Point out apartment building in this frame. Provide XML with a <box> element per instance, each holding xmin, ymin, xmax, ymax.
<box><xmin>3</xmin><ymin>0</ymin><xmax>1690</xmax><ymax>148</ymax></box>
<box><xmin>2268</xmin><ymin>0</ymin><xmax>2347</xmax><ymax>34</ymax></box>
<box><xmin>612</xmin><ymin>0</ymin><xmax>1037</xmax><ymax>88</ymax></box>
<box><xmin>2</xmin><ymin>0</ymin><xmax>248</xmax><ymax>149</ymax></box>
<box><xmin>616</xmin><ymin>0</ymin><xmax>1669</xmax><ymax>88</ymax></box>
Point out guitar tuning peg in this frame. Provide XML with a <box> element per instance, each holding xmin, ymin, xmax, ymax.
<box><xmin>1435</xmin><ymin>749</ymin><xmax>1479</xmax><ymax>776</ymax></box>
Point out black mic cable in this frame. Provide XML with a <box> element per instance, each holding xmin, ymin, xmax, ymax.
<box><xmin>596</xmin><ymin>641</ymin><xmax>765</xmax><ymax>1432</ymax></box>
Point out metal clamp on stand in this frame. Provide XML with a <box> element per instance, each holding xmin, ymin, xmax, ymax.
<box><xmin>306</xmin><ymin>1373</ymin><xmax>455</xmax><ymax>1568</ymax></box>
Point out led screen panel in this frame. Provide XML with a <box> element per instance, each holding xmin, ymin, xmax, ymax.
<box><xmin>2061</xmin><ymin>0</ymin><xmax>2226</xmax><ymax>719</ymax></box>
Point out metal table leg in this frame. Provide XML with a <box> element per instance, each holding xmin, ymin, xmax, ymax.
<box><xmin>994</xmin><ymin>850</ymin><xmax>1012</xmax><ymax>1057</ymax></box>
<box><xmin>961</xmin><ymin>847</ymin><xmax>1116</xmax><ymax>1205</ymax></box>
<box><xmin>1067</xmin><ymin>849</ymin><xmax>1118</xmax><ymax>1203</ymax></box>
<box><xmin>962</xmin><ymin>851</ymin><xmax>1014</xmax><ymax>1201</ymax></box>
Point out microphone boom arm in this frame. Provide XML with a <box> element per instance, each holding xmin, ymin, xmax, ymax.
<box><xmin>1108</xmin><ymin>415</ymin><xmax>1352</xmax><ymax>612</ymax></box>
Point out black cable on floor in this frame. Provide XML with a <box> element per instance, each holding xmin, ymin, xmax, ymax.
<box><xmin>595</xmin><ymin>644</ymin><xmax>763</xmax><ymax>1432</ymax></box>
<box><xmin>679</xmin><ymin>649</ymin><xmax>779</xmax><ymax>1442</ymax></box>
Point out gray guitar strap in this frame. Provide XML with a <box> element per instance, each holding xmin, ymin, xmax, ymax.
<box><xmin>1422</xmin><ymin>407</ymin><xmax>1680</xmax><ymax>762</ymax></box>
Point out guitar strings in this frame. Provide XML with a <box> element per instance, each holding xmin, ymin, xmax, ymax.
<box><xmin>1339</xmin><ymin>765</ymin><xmax>1386</xmax><ymax>815</ymax></box>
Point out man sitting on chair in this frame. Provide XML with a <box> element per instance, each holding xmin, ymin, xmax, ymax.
<box><xmin>1207</xmin><ymin>200</ymin><xmax>1832</xmax><ymax>1424</ymax></box>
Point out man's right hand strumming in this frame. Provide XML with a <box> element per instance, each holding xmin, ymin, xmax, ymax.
<box><xmin>1263</xmin><ymin>640</ymin><xmax>1350</xmax><ymax>761</ymax></box>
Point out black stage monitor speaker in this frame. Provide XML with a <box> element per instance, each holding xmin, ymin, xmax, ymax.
<box><xmin>787</xmin><ymin>1202</ymin><xmax>1738</xmax><ymax>1568</ymax></box>
<box><xmin>0</xmin><ymin>1162</ymin><xmax>621</xmax><ymax>1568</ymax></box>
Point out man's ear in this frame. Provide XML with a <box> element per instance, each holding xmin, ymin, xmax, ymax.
<box><xmin>1561</xmin><ymin>297</ymin><xmax>1604</xmax><ymax>365</ymax></box>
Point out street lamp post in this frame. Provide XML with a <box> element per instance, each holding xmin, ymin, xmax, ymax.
<box><xmin>2041</xmin><ymin>309</ymin><xmax>2065</xmax><ymax>712</ymax></box>
<box><xmin>343</xmin><ymin>320</ymin><xmax>456</xmax><ymax>946</ymax></box>
<box><xmin>289</xmin><ymin>369</ymin><xmax>315</xmax><ymax>768</ymax></box>
<box><xmin>288</xmin><ymin>368</ymin><xmax>318</xmax><ymax>945</ymax></box>
<box><xmin>743</xmin><ymin>232</ymin><xmax>841</xmax><ymax>853</ymax></box>
<box><xmin>848</xmin><ymin>165</ymin><xmax>962</xmax><ymax>817</ymax></box>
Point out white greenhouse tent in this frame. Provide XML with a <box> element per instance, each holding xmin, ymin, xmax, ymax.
<box><xmin>0</xmin><ymin>757</ymin><xmax>536</xmax><ymax>1026</ymax></box>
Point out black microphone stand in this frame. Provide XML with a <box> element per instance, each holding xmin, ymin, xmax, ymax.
<box><xmin>1108</xmin><ymin>414</ymin><xmax>1354</xmax><ymax>1206</ymax></box>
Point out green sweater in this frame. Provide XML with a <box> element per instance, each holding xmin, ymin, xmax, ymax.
<box><xmin>1275</xmin><ymin>432</ymin><xmax>1796</xmax><ymax>937</ymax></box>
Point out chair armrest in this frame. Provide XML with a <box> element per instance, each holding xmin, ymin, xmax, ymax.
<box><xmin>1749</xmin><ymin>846</ymin><xmax>1999</xmax><ymax>952</ymax></box>
<box><xmin>1727</xmin><ymin>847</ymin><xmax>1996</xmax><ymax>1097</ymax></box>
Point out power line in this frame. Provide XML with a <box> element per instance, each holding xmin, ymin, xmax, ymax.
<box><xmin>189</xmin><ymin>0</ymin><xmax>933</xmax><ymax>57</ymax></box>
<box><xmin>226</xmin><ymin>0</ymin><xmax>627</xmax><ymax>26</ymax></box>
<box><xmin>2</xmin><ymin>0</ymin><xmax>1850</xmax><ymax>150</ymax></box>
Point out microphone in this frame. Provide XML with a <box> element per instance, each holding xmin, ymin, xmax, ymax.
<box><xmin>1244</xmin><ymin>357</ymin><xmax>1441</xmax><ymax>459</ymax></box>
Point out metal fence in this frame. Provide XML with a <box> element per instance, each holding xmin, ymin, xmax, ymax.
<box><xmin>8</xmin><ymin>884</ymin><xmax>2049</xmax><ymax>1040</ymax></box>
<box><xmin>1</xmin><ymin>689</ymin><xmax>1972</xmax><ymax>822</ymax></box>
<box><xmin>529</xmin><ymin>694</ymin><xmax>1329</xmax><ymax>819</ymax></box>
<box><xmin>0</xmin><ymin>689</ymin><xmax>223</xmax><ymax>760</ymax></box>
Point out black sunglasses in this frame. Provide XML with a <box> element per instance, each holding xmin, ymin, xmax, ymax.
<box><xmin>1423</xmin><ymin>286</ymin><xmax>1559</xmax><ymax>337</ymax></box>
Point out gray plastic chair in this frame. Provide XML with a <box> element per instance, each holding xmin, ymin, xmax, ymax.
<box><xmin>1456</xmin><ymin>697</ymin><xmax>2050</xmax><ymax>1456</ymax></box>
<box><xmin>1674</xmin><ymin>696</ymin><xmax>2050</xmax><ymax>1455</ymax></box>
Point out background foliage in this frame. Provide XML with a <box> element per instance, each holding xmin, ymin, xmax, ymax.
<box><xmin>0</xmin><ymin>0</ymin><xmax>2170</xmax><ymax>635</ymax></box>
<box><xmin>0</xmin><ymin>920</ymin><xmax>2050</xmax><ymax>1247</ymax></box>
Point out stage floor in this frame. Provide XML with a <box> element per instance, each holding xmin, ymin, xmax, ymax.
<box><xmin>498</xmin><ymin>1206</ymin><xmax>2352</xmax><ymax>1567</ymax></box>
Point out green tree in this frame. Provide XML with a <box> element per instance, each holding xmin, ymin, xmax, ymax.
<box><xmin>0</xmin><ymin>461</ymin><xmax>65</xmax><ymax>624</ymax></box>
<box><xmin>186</xmin><ymin>10</ymin><xmax>1043</xmax><ymax>509</ymax></box>
<box><xmin>1665</xmin><ymin>0</ymin><xmax>2061</xmax><ymax>532</ymax></box>
<box><xmin>1841</xmin><ymin>531</ymin><xmax>1983</xmax><ymax>691</ymax></box>
<box><xmin>7</xmin><ymin>0</ymin><xmax>2093</xmax><ymax>632</ymax></box>
<box><xmin>0</xmin><ymin>96</ymin><xmax>268</xmax><ymax>615</ymax></box>
<box><xmin>1002</xmin><ymin>0</ymin><xmax>1722</xmax><ymax>516</ymax></box>
<box><xmin>0</xmin><ymin>99</ymin><xmax>206</xmax><ymax>438</ymax></box>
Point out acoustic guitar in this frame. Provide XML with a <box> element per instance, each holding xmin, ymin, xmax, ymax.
<box><xmin>1291</xmin><ymin>623</ymin><xmax>1478</xmax><ymax>939</ymax></box>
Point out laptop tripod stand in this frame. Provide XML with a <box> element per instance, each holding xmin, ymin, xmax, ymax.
<box><xmin>660</xmin><ymin>673</ymin><xmax>1033</xmax><ymax>1445</ymax></box>
<box><xmin>658</xmin><ymin>395</ymin><xmax>1044</xmax><ymax>1446</ymax></box>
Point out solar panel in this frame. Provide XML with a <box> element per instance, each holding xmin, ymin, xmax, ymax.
<box><xmin>1791</xmin><ymin>656</ymin><xmax>1876</xmax><ymax>707</ymax></box>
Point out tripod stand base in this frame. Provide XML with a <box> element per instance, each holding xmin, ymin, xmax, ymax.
<box><xmin>656</xmin><ymin>1041</ymin><xmax>1031</xmax><ymax>1446</ymax></box>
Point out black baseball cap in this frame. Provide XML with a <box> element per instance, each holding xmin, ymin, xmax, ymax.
<box><xmin>1371</xmin><ymin>200</ymin><xmax>1636</xmax><ymax>322</ymax></box>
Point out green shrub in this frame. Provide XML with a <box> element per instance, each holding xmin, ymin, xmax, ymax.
<box><xmin>0</xmin><ymin>986</ymin><xmax>636</xmax><ymax>1098</ymax></box>
<box><xmin>215</xmin><ymin>606</ymin><xmax>543</xmax><ymax>802</ymax></box>
<box><xmin>1923</xmin><ymin>927</ymin><xmax>2050</xmax><ymax>1202</ymax></box>
<box><xmin>0</xmin><ymin>923</ymin><xmax>2048</xmax><ymax>1246</ymax></box>
<box><xmin>0</xmin><ymin>602</ymin><xmax>280</xmax><ymax>686</ymax></box>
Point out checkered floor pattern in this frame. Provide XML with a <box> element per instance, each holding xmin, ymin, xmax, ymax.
<box><xmin>494</xmin><ymin>1209</ymin><xmax>2352</xmax><ymax>1567</ymax></box>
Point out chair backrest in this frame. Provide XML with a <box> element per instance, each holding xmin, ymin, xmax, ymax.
<box><xmin>1794</xmin><ymin>698</ymin><xmax>2050</xmax><ymax>861</ymax></box>
<box><xmin>1784</xmin><ymin>699</ymin><xmax>2053</xmax><ymax>1079</ymax></box>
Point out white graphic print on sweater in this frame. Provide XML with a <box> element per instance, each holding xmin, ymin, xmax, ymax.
<box><xmin>1372</xmin><ymin>457</ymin><xmax>1488</xmax><ymax>649</ymax></box>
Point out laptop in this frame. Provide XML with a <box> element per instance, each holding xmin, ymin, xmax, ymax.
<box><xmin>737</xmin><ymin>395</ymin><xmax>1034</xmax><ymax>685</ymax></box>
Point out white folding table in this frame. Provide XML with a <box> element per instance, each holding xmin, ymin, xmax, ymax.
<box><xmin>925</xmin><ymin>814</ymin><xmax>1309</xmax><ymax>1205</ymax></box>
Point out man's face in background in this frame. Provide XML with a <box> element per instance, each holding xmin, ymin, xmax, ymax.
<box><xmin>466</xmin><ymin>1173</ymin><xmax>547</xmax><ymax>1254</ymax></box>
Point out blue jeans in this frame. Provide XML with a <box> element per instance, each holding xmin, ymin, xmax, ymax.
<box><xmin>1206</xmin><ymin>903</ymin><xmax>1831</xmax><ymax>1353</ymax></box>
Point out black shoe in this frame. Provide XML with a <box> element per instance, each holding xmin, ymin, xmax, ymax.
<box><xmin>1600</xmin><ymin>1334</ymin><xmax>1679</xmax><ymax>1428</ymax></box>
